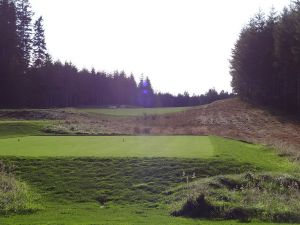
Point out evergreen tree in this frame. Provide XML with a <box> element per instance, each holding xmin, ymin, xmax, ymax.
<box><xmin>138</xmin><ymin>76</ymin><xmax>154</xmax><ymax>107</ymax></box>
<box><xmin>32</xmin><ymin>16</ymin><xmax>48</xmax><ymax>68</ymax></box>
<box><xmin>0</xmin><ymin>0</ymin><xmax>233</xmax><ymax>109</ymax></box>
<box><xmin>0</xmin><ymin>0</ymin><xmax>20</xmax><ymax>107</ymax></box>
<box><xmin>0</xmin><ymin>0</ymin><xmax>19</xmax><ymax>77</ymax></box>
<box><xmin>128</xmin><ymin>74</ymin><xmax>137</xmax><ymax>105</ymax></box>
<box><xmin>15</xmin><ymin>0</ymin><xmax>33</xmax><ymax>72</ymax></box>
<box><xmin>231</xmin><ymin>2</ymin><xmax>300</xmax><ymax>115</ymax></box>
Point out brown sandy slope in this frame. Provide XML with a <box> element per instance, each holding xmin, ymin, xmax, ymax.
<box><xmin>148</xmin><ymin>98</ymin><xmax>300</xmax><ymax>161</ymax></box>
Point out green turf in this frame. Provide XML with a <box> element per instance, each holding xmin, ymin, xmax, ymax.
<box><xmin>0</xmin><ymin>121</ymin><xmax>48</xmax><ymax>138</ymax></box>
<box><xmin>79</xmin><ymin>107</ymin><xmax>191</xmax><ymax>116</ymax></box>
<box><xmin>0</xmin><ymin>136</ymin><xmax>296</xmax><ymax>172</ymax></box>
<box><xmin>1</xmin><ymin>202</ymin><xmax>298</xmax><ymax>225</ymax></box>
<box><xmin>0</xmin><ymin>136</ymin><xmax>214</xmax><ymax>158</ymax></box>
<box><xmin>0</xmin><ymin>157</ymin><xmax>297</xmax><ymax>225</ymax></box>
<box><xmin>0</xmin><ymin>128</ymin><xmax>298</xmax><ymax>224</ymax></box>
<box><xmin>2</xmin><ymin>157</ymin><xmax>256</xmax><ymax>203</ymax></box>
<box><xmin>210</xmin><ymin>136</ymin><xmax>297</xmax><ymax>172</ymax></box>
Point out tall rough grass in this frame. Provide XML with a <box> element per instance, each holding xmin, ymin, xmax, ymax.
<box><xmin>0</xmin><ymin>161</ymin><xmax>40</xmax><ymax>215</ymax></box>
<box><xmin>170</xmin><ymin>173</ymin><xmax>300</xmax><ymax>223</ymax></box>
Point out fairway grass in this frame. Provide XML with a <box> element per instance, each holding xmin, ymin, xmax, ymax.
<box><xmin>79</xmin><ymin>107</ymin><xmax>191</xmax><ymax>116</ymax></box>
<box><xmin>0</xmin><ymin>136</ymin><xmax>214</xmax><ymax>158</ymax></box>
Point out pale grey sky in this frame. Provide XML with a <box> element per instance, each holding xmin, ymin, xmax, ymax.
<box><xmin>30</xmin><ymin>0</ymin><xmax>291</xmax><ymax>95</ymax></box>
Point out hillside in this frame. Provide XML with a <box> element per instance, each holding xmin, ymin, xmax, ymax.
<box><xmin>57</xmin><ymin>98</ymin><xmax>300</xmax><ymax>161</ymax></box>
<box><xmin>1</xmin><ymin>99</ymin><xmax>300</xmax><ymax>224</ymax></box>
<box><xmin>1</xmin><ymin>98</ymin><xmax>299</xmax><ymax>161</ymax></box>
<box><xmin>149</xmin><ymin>98</ymin><xmax>300</xmax><ymax>161</ymax></box>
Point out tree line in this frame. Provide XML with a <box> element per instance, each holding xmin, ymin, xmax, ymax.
<box><xmin>231</xmin><ymin>1</ymin><xmax>300</xmax><ymax>115</ymax></box>
<box><xmin>0</xmin><ymin>0</ymin><xmax>233</xmax><ymax>108</ymax></box>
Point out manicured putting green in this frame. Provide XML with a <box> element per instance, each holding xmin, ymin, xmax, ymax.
<box><xmin>0</xmin><ymin>136</ymin><xmax>213</xmax><ymax>158</ymax></box>
<box><xmin>79</xmin><ymin>107</ymin><xmax>191</xmax><ymax>116</ymax></box>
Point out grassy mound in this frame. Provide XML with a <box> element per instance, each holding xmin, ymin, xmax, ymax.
<box><xmin>0</xmin><ymin>162</ymin><xmax>40</xmax><ymax>215</ymax></box>
<box><xmin>0</xmin><ymin>121</ymin><xmax>49</xmax><ymax>138</ymax></box>
<box><xmin>170</xmin><ymin>173</ymin><xmax>300</xmax><ymax>223</ymax></box>
<box><xmin>1</xmin><ymin>157</ymin><xmax>256</xmax><ymax>204</ymax></box>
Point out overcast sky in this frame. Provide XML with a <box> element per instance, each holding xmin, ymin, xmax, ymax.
<box><xmin>30</xmin><ymin>0</ymin><xmax>291</xmax><ymax>95</ymax></box>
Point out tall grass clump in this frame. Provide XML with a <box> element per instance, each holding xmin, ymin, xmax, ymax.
<box><xmin>170</xmin><ymin>173</ymin><xmax>300</xmax><ymax>223</ymax></box>
<box><xmin>0</xmin><ymin>161</ymin><xmax>40</xmax><ymax>215</ymax></box>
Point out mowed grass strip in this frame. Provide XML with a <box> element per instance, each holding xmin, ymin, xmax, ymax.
<box><xmin>79</xmin><ymin>107</ymin><xmax>191</xmax><ymax>116</ymax></box>
<box><xmin>0</xmin><ymin>136</ymin><xmax>214</xmax><ymax>158</ymax></box>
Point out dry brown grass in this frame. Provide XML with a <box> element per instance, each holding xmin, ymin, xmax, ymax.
<box><xmin>145</xmin><ymin>98</ymin><xmax>300</xmax><ymax>161</ymax></box>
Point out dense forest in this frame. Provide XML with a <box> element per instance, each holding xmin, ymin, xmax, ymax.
<box><xmin>231</xmin><ymin>1</ymin><xmax>300</xmax><ymax>115</ymax></box>
<box><xmin>0</xmin><ymin>0</ymin><xmax>232</xmax><ymax>108</ymax></box>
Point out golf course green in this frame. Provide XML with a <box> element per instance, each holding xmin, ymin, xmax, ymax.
<box><xmin>0</xmin><ymin>136</ymin><xmax>213</xmax><ymax>158</ymax></box>
<box><xmin>0</xmin><ymin>121</ymin><xmax>299</xmax><ymax>225</ymax></box>
<box><xmin>0</xmin><ymin>135</ymin><xmax>296</xmax><ymax>172</ymax></box>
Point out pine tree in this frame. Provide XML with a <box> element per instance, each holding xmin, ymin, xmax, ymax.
<box><xmin>32</xmin><ymin>16</ymin><xmax>48</xmax><ymax>68</ymax></box>
<box><xmin>15</xmin><ymin>0</ymin><xmax>33</xmax><ymax>72</ymax></box>
<box><xmin>0</xmin><ymin>0</ymin><xmax>19</xmax><ymax>77</ymax></box>
<box><xmin>128</xmin><ymin>74</ymin><xmax>137</xmax><ymax>105</ymax></box>
<box><xmin>0</xmin><ymin>0</ymin><xmax>20</xmax><ymax>107</ymax></box>
<box><xmin>137</xmin><ymin>76</ymin><xmax>154</xmax><ymax>107</ymax></box>
<box><xmin>231</xmin><ymin>2</ymin><xmax>300</xmax><ymax>115</ymax></box>
<box><xmin>145</xmin><ymin>77</ymin><xmax>154</xmax><ymax>96</ymax></box>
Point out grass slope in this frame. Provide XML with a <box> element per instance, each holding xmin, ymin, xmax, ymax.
<box><xmin>0</xmin><ymin>121</ymin><xmax>48</xmax><ymax>139</ymax></box>
<box><xmin>79</xmin><ymin>107</ymin><xmax>191</xmax><ymax>116</ymax></box>
<box><xmin>211</xmin><ymin>137</ymin><xmax>297</xmax><ymax>172</ymax></box>
<box><xmin>0</xmin><ymin>157</ymin><xmax>297</xmax><ymax>225</ymax></box>
<box><xmin>0</xmin><ymin>169</ymin><xmax>40</xmax><ymax>215</ymax></box>
<box><xmin>2</xmin><ymin>158</ymin><xmax>256</xmax><ymax>203</ymax></box>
